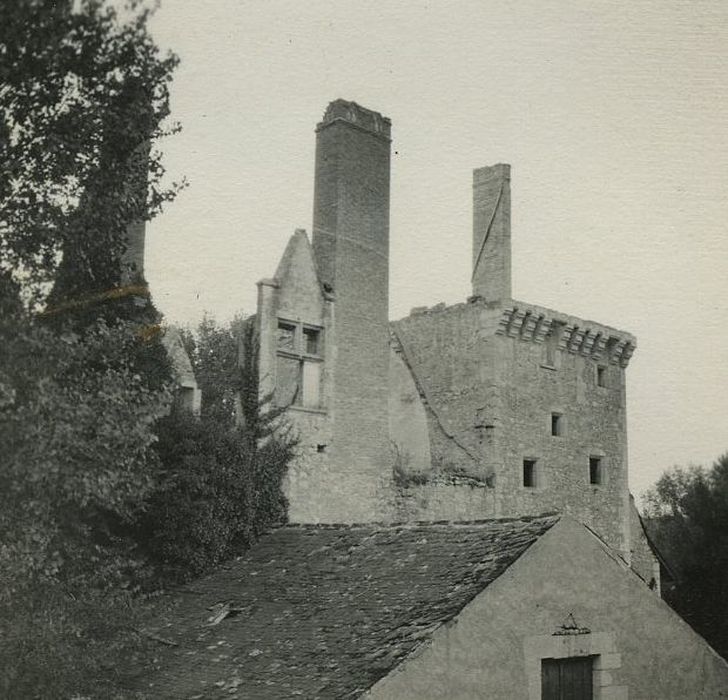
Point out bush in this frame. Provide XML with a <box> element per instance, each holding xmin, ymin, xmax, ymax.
<box><xmin>0</xmin><ymin>316</ymin><xmax>172</xmax><ymax>593</ymax></box>
<box><xmin>0</xmin><ymin>314</ymin><xmax>174</xmax><ymax>698</ymax></box>
<box><xmin>0</xmin><ymin>583</ymin><xmax>153</xmax><ymax>700</ymax></box>
<box><xmin>137</xmin><ymin>319</ymin><xmax>294</xmax><ymax>581</ymax></box>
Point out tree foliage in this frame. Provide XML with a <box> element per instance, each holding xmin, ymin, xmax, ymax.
<box><xmin>0</xmin><ymin>2</ymin><xmax>182</xmax><ymax>695</ymax></box>
<box><xmin>140</xmin><ymin>317</ymin><xmax>294</xmax><ymax>582</ymax></box>
<box><xmin>0</xmin><ymin>0</ymin><xmax>181</xmax><ymax>309</ymax></box>
<box><xmin>0</xmin><ymin>317</ymin><xmax>173</xmax><ymax>592</ymax></box>
<box><xmin>0</xmin><ymin>0</ymin><xmax>179</xmax><ymax>587</ymax></box>
<box><xmin>0</xmin><ymin>312</ymin><xmax>296</xmax><ymax>694</ymax></box>
<box><xmin>1</xmin><ymin>3</ymin><xmax>296</xmax><ymax>695</ymax></box>
<box><xmin>180</xmin><ymin>314</ymin><xmax>244</xmax><ymax>425</ymax></box>
<box><xmin>643</xmin><ymin>453</ymin><xmax>728</xmax><ymax>660</ymax></box>
<box><xmin>0</xmin><ymin>314</ymin><xmax>174</xmax><ymax>698</ymax></box>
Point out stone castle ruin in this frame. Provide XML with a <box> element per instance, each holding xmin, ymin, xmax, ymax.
<box><xmin>253</xmin><ymin>99</ymin><xmax>652</xmax><ymax>578</ymax></box>
<box><xmin>137</xmin><ymin>100</ymin><xmax>728</xmax><ymax>699</ymax></box>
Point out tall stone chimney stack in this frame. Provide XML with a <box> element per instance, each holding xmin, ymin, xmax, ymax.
<box><xmin>312</xmin><ymin>99</ymin><xmax>391</xmax><ymax>300</ymax></box>
<box><xmin>311</xmin><ymin>99</ymin><xmax>393</xmax><ymax>520</ymax></box>
<box><xmin>472</xmin><ymin>163</ymin><xmax>511</xmax><ymax>302</ymax></box>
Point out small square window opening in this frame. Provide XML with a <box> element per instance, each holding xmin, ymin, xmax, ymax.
<box><xmin>589</xmin><ymin>457</ymin><xmax>603</xmax><ymax>485</ymax></box>
<box><xmin>523</xmin><ymin>459</ymin><xmax>537</xmax><ymax>488</ymax></box>
<box><xmin>303</xmin><ymin>327</ymin><xmax>320</xmax><ymax>355</ymax></box>
<box><xmin>178</xmin><ymin>386</ymin><xmax>196</xmax><ymax>412</ymax></box>
<box><xmin>277</xmin><ymin>322</ymin><xmax>296</xmax><ymax>351</ymax></box>
<box><xmin>551</xmin><ymin>413</ymin><xmax>563</xmax><ymax>437</ymax></box>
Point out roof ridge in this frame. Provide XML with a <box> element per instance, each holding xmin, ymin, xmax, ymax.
<box><xmin>281</xmin><ymin>512</ymin><xmax>561</xmax><ymax>530</ymax></box>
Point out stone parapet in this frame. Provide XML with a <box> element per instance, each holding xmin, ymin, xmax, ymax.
<box><xmin>495</xmin><ymin>300</ymin><xmax>637</xmax><ymax>367</ymax></box>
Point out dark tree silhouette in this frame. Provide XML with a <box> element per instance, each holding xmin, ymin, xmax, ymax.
<box><xmin>643</xmin><ymin>453</ymin><xmax>728</xmax><ymax>660</ymax></box>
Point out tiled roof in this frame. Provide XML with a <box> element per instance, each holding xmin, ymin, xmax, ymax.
<box><xmin>136</xmin><ymin>515</ymin><xmax>559</xmax><ymax>699</ymax></box>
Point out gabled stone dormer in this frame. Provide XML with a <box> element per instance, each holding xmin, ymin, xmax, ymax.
<box><xmin>256</xmin><ymin>228</ymin><xmax>331</xmax><ymax>412</ymax></box>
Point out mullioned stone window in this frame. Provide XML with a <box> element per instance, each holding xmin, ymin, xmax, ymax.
<box><xmin>275</xmin><ymin>319</ymin><xmax>323</xmax><ymax>409</ymax></box>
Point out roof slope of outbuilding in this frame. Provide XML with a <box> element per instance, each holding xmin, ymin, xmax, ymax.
<box><xmin>135</xmin><ymin>514</ymin><xmax>559</xmax><ymax>699</ymax></box>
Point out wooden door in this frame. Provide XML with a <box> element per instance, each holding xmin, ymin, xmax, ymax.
<box><xmin>541</xmin><ymin>656</ymin><xmax>594</xmax><ymax>700</ymax></box>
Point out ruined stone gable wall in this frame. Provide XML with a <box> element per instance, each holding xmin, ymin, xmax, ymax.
<box><xmin>388</xmin><ymin>347</ymin><xmax>431</xmax><ymax>477</ymax></box>
<box><xmin>391</xmin><ymin>301</ymin><xmax>494</xmax><ymax>480</ymax></box>
<box><xmin>256</xmin><ymin>234</ymin><xmax>341</xmax><ymax>523</ymax></box>
<box><xmin>278</xmin><ymin>301</ymin><xmax>336</xmax><ymax>524</ymax></box>
<box><xmin>274</xmin><ymin>234</ymin><xmax>325</xmax><ymax>328</ymax></box>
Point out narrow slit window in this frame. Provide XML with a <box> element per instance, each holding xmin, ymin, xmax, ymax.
<box><xmin>544</xmin><ymin>321</ymin><xmax>565</xmax><ymax>367</ymax></box>
<box><xmin>597</xmin><ymin>365</ymin><xmax>606</xmax><ymax>387</ymax></box>
<box><xmin>589</xmin><ymin>457</ymin><xmax>603</xmax><ymax>485</ymax></box>
<box><xmin>301</xmin><ymin>361</ymin><xmax>321</xmax><ymax>408</ymax></box>
<box><xmin>523</xmin><ymin>459</ymin><xmax>537</xmax><ymax>488</ymax></box>
<box><xmin>551</xmin><ymin>413</ymin><xmax>563</xmax><ymax>437</ymax></box>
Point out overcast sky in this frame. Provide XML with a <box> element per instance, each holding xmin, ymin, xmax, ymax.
<box><xmin>145</xmin><ymin>0</ymin><xmax>727</xmax><ymax>498</ymax></box>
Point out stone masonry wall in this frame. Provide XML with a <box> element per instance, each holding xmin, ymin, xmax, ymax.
<box><xmin>394</xmin><ymin>477</ymin><xmax>497</xmax><ymax>522</ymax></box>
<box><xmin>391</xmin><ymin>301</ymin><xmax>496</xmax><ymax>481</ymax></box>
<box><xmin>256</xmin><ymin>107</ymin><xmax>639</xmax><ymax>540</ymax></box>
<box><xmin>492</xmin><ymin>327</ymin><xmax>630</xmax><ymax>556</ymax></box>
<box><xmin>256</xmin><ymin>231</ymin><xmax>345</xmax><ymax>522</ymax></box>
<box><xmin>388</xmin><ymin>347</ymin><xmax>431</xmax><ymax>477</ymax></box>
<box><xmin>389</xmin><ymin>297</ymin><xmax>634</xmax><ymax>556</ymax></box>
